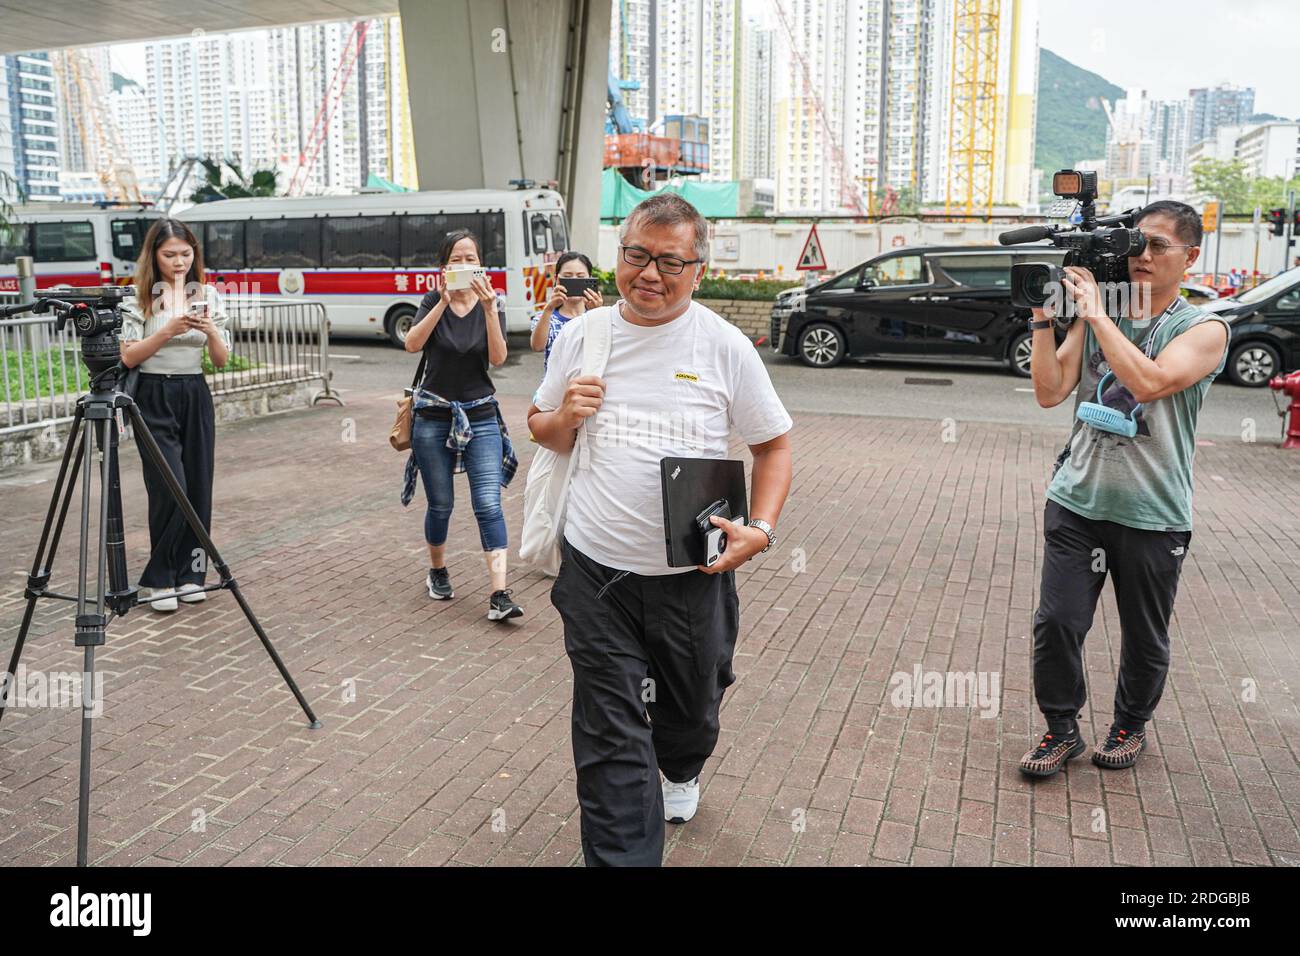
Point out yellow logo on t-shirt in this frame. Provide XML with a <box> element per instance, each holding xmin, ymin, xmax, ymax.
<box><xmin>674</xmin><ymin>371</ymin><xmax>699</xmax><ymax>382</ymax></box>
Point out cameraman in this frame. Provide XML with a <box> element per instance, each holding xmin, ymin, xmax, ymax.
<box><xmin>1021</xmin><ymin>200</ymin><xmax>1230</xmax><ymax>777</ymax></box>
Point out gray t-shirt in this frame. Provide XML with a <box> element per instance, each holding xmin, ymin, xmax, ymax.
<box><xmin>1046</xmin><ymin>297</ymin><xmax>1230</xmax><ymax>532</ymax></box>
<box><xmin>121</xmin><ymin>286</ymin><xmax>231</xmax><ymax>375</ymax></box>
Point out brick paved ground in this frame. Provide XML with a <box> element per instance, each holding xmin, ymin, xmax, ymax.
<box><xmin>0</xmin><ymin>387</ymin><xmax>1298</xmax><ymax>866</ymax></box>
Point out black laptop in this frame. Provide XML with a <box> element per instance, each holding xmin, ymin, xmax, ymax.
<box><xmin>660</xmin><ymin>457</ymin><xmax>749</xmax><ymax>567</ymax></box>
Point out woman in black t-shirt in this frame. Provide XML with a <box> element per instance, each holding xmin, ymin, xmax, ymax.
<box><xmin>404</xmin><ymin>229</ymin><xmax>522</xmax><ymax>621</ymax></box>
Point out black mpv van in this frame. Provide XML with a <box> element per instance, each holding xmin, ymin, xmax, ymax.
<box><xmin>769</xmin><ymin>245</ymin><xmax>1069</xmax><ymax>376</ymax></box>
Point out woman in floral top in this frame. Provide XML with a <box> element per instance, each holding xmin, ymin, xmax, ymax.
<box><xmin>529</xmin><ymin>251</ymin><xmax>603</xmax><ymax>385</ymax></box>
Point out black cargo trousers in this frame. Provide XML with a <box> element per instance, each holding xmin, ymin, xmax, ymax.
<box><xmin>1033</xmin><ymin>499</ymin><xmax>1191</xmax><ymax>735</ymax></box>
<box><xmin>551</xmin><ymin>537</ymin><xmax>740</xmax><ymax>867</ymax></box>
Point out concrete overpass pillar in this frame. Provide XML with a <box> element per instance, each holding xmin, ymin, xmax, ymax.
<box><xmin>398</xmin><ymin>0</ymin><xmax>611</xmax><ymax>258</ymax></box>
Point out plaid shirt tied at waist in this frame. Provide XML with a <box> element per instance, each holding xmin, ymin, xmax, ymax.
<box><xmin>401</xmin><ymin>389</ymin><xmax>518</xmax><ymax>507</ymax></box>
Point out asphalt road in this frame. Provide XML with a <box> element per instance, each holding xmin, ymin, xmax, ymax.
<box><xmin>326</xmin><ymin>331</ymin><xmax>1285</xmax><ymax>444</ymax></box>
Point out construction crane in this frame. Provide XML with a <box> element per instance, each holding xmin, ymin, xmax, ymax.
<box><xmin>156</xmin><ymin>156</ymin><xmax>204</xmax><ymax>213</ymax></box>
<box><xmin>287</xmin><ymin>20</ymin><xmax>370</xmax><ymax>196</ymax></box>
<box><xmin>769</xmin><ymin>0</ymin><xmax>867</xmax><ymax>216</ymax></box>
<box><xmin>945</xmin><ymin>0</ymin><xmax>1001</xmax><ymax>217</ymax></box>
<box><xmin>52</xmin><ymin>50</ymin><xmax>142</xmax><ymax>203</ymax></box>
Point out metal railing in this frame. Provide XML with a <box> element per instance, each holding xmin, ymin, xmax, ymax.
<box><xmin>209</xmin><ymin>296</ymin><xmax>342</xmax><ymax>405</ymax></box>
<box><xmin>1</xmin><ymin>293</ymin><xmax>342</xmax><ymax>440</ymax></box>
<box><xmin>0</xmin><ymin>295</ymin><xmax>90</xmax><ymax>435</ymax></box>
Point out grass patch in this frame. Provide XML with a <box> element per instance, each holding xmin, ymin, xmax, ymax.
<box><xmin>1</xmin><ymin>345</ymin><xmax>86</xmax><ymax>399</ymax></box>
<box><xmin>203</xmin><ymin>349</ymin><xmax>255</xmax><ymax>375</ymax></box>
<box><xmin>2</xmin><ymin>345</ymin><xmax>256</xmax><ymax>398</ymax></box>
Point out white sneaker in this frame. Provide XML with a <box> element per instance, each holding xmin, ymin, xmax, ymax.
<box><xmin>662</xmin><ymin>775</ymin><xmax>700</xmax><ymax>824</ymax></box>
<box><xmin>140</xmin><ymin>588</ymin><xmax>177</xmax><ymax>613</ymax></box>
<box><xmin>177</xmin><ymin>584</ymin><xmax>207</xmax><ymax>604</ymax></box>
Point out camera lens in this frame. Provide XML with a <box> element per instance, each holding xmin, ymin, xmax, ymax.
<box><xmin>1009</xmin><ymin>262</ymin><xmax>1060</xmax><ymax>310</ymax></box>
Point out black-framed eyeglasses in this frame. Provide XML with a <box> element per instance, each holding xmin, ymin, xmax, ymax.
<box><xmin>620</xmin><ymin>244</ymin><xmax>703</xmax><ymax>275</ymax></box>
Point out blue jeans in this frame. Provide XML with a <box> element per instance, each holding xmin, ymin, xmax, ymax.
<box><xmin>411</xmin><ymin>413</ymin><xmax>508</xmax><ymax>551</ymax></box>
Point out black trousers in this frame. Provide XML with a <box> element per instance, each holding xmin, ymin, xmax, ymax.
<box><xmin>133</xmin><ymin>373</ymin><xmax>216</xmax><ymax>589</ymax></box>
<box><xmin>1032</xmin><ymin>499</ymin><xmax>1191</xmax><ymax>734</ymax></box>
<box><xmin>551</xmin><ymin>537</ymin><xmax>740</xmax><ymax>867</ymax></box>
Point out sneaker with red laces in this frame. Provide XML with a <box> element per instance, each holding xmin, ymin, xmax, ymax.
<box><xmin>1091</xmin><ymin>725</ymin><xmax>1146</xmax><ymax>769</ymax></box>
<box><xmin>1019</xmin><ymin>730</ymin><xmax>1086</xmax><ymax>778</ymax></box>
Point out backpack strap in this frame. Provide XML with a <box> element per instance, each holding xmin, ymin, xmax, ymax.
<box><xmin>574</xmin><ymin>306</ymin><xmax>613</xmax><ymax>471</ymax></box>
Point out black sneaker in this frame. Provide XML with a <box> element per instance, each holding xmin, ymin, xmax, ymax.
<box><xmin>427</xmin><ymin>567</ymin><xmax>453</xmax><ymax>600</ymax></box>
<box><xmin>1092</xmin><ymin>724</ymin><xmax>1147</xmax><ymax>769</ymax></box>
<box><xmin>488</xmin><ymin>588</ymin><xmax>523</xmax><ymax>621</ymax></box>
<box><xmin>1019</xmin><ymin>730</ymin><xmax>1086</xmax><ymax>778</ymax></box>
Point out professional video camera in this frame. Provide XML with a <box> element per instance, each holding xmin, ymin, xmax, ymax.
<box><xmin>999</xmin><ymin>170</ymin><xmax>1147</xmax><ymax>314</ymax></box>
<box><xmin>21</xmin><ymin>285</ymin><xmax>130</xmax><ymax>382</ymax></box>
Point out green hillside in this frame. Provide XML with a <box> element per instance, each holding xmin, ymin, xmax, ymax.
<box><xmin>1034</xmin><ymin>49</ymin><xmax>1123</xmax><ymax>194</ymax></box>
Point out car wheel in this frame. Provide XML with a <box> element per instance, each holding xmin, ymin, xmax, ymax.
<box><xmin>1226</xmin><ymin>340</ymin><xmax>1280</xmax><ymax>387</ymax></box>
<box><xmin>797</xmin><ymin>322</ymin><xmax>846</xmax><ymax>368</ymax></box>
<box><xmin>386</xmin><ymin>305</ymin><xmax>417</xmax><ymax>349</ymax></box>
<box><xmin>1008</xmin><ymin>331</ymin><xmax>1034</xmax><ymax>378</ymax></box>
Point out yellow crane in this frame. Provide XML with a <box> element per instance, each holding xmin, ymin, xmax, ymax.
<box><xmin>52</xmin><ymin>50</ymin><xmax>142</xmax><ymax>203</ymax></box>
<box><xmin>945</xmin><ymin>0</ymin><xmax>1001</xmax><ymax>218</ymax></box>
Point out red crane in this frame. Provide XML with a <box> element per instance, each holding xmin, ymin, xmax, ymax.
<box><xmin>769</xmin><ymin>0</ymin><xmax>867</xmax><ymax>216</ymax></box>
<box><xmin>287</xmin><ymin>20</ymin><xmax>370</xmax><ymax>196</ymax></box>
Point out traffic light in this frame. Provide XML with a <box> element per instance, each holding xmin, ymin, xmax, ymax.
<box><xmin>1293</xmin><ymin>210</ymin><xmax>1300</xmax><ymax>232</ymax></box>
<box><xmin>1268</xmin><ymin>208</ymin><xmax>1287</xmax><ymax>236</ymax></box>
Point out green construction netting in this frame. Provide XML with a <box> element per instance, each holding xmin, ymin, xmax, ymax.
<box><xmin>600</xmin><ymin>168</ymin><xmax>739</xmax><ymax>218</ymax></box>
<box><xmin>365</xmin><ymin>173</ymin><xmax>411</xmax><ymax>192</ymax></box>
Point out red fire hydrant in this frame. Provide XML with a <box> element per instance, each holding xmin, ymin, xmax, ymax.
<box><xmin>1270</xmin><ymin>370</ymin><xmax>1300</xmax><ymax>449</ymax></box>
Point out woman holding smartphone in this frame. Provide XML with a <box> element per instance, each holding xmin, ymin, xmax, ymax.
<box><xmin>120</xmin><ymin>218</ymin><xmax>230</xmax><ymax>613</ymax></box>
<box><xmin>401</xmin><ymin>228</ymin><xmax>523</xmax><ymax>621</ymax></box>
<box><xmin>529</xmin><ymin>251</ymin><xmax>602</xmax><ymax>381</ymax></box>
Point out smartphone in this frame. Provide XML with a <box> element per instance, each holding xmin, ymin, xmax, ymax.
<box><xmin>558</xmin><ymin>276</ymin><xmax>599</xmax><ymax>297</ymax></box>
<box><xmin>187</xmin><ymin>301</ymin><xmax>210</xmax><ymax>321</ymax></box>
<box><xmin>444</xmin><ymin>267</ymin><xmax>487</xmax><ymax>291</ymax></box>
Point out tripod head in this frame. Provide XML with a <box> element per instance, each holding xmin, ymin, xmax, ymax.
<box><xmin>1</xmin><ymin>285</ymin><xmax>130</xmax><ymax>383</ymax></box>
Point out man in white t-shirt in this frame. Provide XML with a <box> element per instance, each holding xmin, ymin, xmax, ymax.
<box><xmin>528</xmin><ymin>194</ymin><xmax>793</xmax><ymax>866</ymax></box>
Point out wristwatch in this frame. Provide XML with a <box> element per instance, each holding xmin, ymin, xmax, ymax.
<box><xmin>1028</xmin><ymin>317</ymin><xmax>1054</xmax><ymax>331</ymax></box>
<box><xmin>749</xmin><ymin>519</ymin><xmax>776</xmax><ymax>554</ymax></box>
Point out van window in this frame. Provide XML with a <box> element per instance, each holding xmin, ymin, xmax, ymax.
<box><xmin>247</xmin><ymin>218</ymin><xmax>321</xmax><ymax>269</ymax></box>
<box><xmin>111</xmin><ymin>218</ymin><xmax>151</xmax><ymax>262</ymax></box>
<box><xmin>530</xmin><ymin>213</ymin><xmax>551</xmax><ymax>254</ymax></box>
<box><xmin>204</xmin><ymin>221</ymin><xmax>245</xmax><ymax>271</ymax></box>
<box><xmin>934</xmin><ymin>254</ymin><xmax>1014</xmax><ymax>288</ymax></box>
<box><xmin>481</xmin><ymin>212</ymin><xmax>507</xmax><ymax>267</ymax></box>
<box><xmin>824</xmin><ymin>266</ymin><xmax>863</xmax><ymax>290</ymax></box>
<box><xmin>864</xmin><ymin>255</ymin><xmax>927</xmax><ymax>286</ymax></box>
<box><xmin>324</xmin><ymin>216</ymin><xmax>399</xmax><ymax>268</ymax></box>
<box><xmin>33</xmin><ymin>221</ymin><xmax>96</xmax><ymax>262</ymax></box>
<box><xmin>549</xmin><ymin>212</ymin><xmax>569</xmax><ymax>252</ymax></box>
<box><xmin>401</xmin><ymin>213</ymin><xmax>506</xmax><ymax>268</ymax></box>
<box><xmin>0</xmin><ymin>223</ymin><xmax>30</xmax><ymax>264</ymax></box>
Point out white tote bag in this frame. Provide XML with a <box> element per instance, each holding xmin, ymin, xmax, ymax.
<box><xmin>519</xmin><ymin>308</ymin><xmax>613</xmax><ymax>575</ymax></box>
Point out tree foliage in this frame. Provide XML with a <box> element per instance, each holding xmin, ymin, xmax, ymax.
<box><xmin>189</xmin><ymin>159</ymin><xmax>280</xmax><ymax>203</ymax></box>
<box><xmin>1191</xmin><ymin>157</ymin><xmax>1300</xmax><ymax>214</ymax></box>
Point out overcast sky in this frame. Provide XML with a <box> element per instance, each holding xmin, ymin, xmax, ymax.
<box><xmin>1038</xmin><ymin>0</ymin><xmax>1298</xmax><ymax>118</ymax></box>
<box><xmin>111</xmin><ymin>1</ymin><xmax>1296</xmax><ymax>121</ymax></box>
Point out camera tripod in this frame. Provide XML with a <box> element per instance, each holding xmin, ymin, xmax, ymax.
<box><xmin>0</xmin><ymin>360</ymin><xmax>321</xmax><ymax>867</ymax></box>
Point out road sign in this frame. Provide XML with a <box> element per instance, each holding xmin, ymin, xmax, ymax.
<box><xmin>1202</xmin><ymin>201</ymin><xmax>1219</xmax><ymax>234</ymax></box>
<box><xmin>796</xmin><ymin>224</ymin><xmax>827</xmax><ymax>271</ymax></box>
